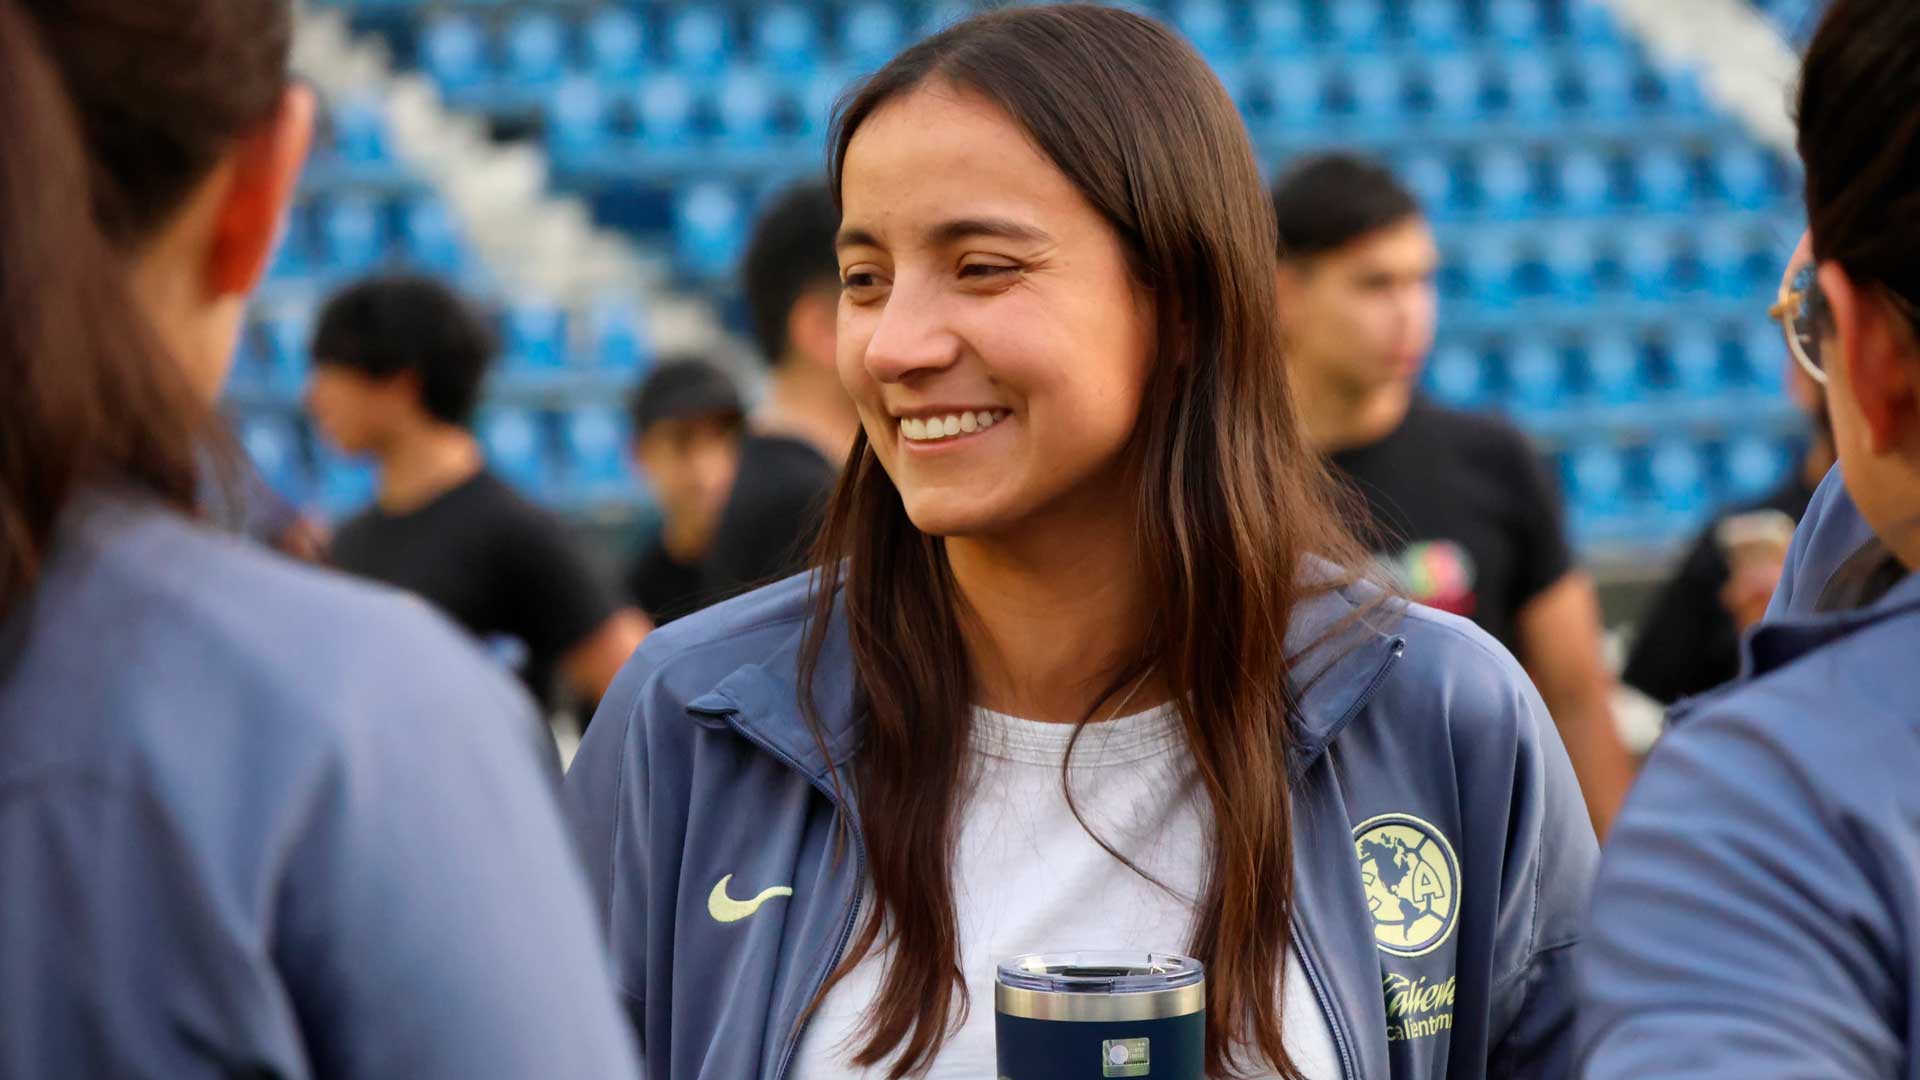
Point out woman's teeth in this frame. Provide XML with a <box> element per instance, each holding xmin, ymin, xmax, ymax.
<box><xmin>899</xmin><ymin>410</ymin><xmax>1007</xmax><ymax>443</ymax></box>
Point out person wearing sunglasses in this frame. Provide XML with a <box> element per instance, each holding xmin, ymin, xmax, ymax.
<box><xmin>1618</xmin><ymin>236</ymin><xmax>1837</xmax><ymax>705</ymax></box>
<box><xmin>1576</xmin><ymin>2</ymin><xmax>1920</xmax><ymax>1075</ymax></box>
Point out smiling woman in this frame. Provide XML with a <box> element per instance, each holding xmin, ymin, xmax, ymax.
<box><xmin>563</xmin><ymin>6</ymin><xmax>1597</xmax><ymax>1080</ymax></box>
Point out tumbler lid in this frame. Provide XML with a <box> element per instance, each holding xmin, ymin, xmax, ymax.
<box><xmin>996</xmin><ymin>951</ymin><xmax>1203</xmax><ymax>995</ymax></box>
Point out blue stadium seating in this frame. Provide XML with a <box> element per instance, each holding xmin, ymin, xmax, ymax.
<box><xmin>674</xmin><ymin>181</ymin><xmax>747</xmax><ymax>280</ymax></box>
<box><xmin>586</xmin><ymin>7</ymin><xmax>646</xmax><ymax>81</ymax></box>
<box><xmin>505</xmin><ymin>11</ymin><xmax>567</xmax><ymax>89</ymax></box>
<box><xmin>319</xmin><ymin>193</ymin><xmax>387</xmax><ymax>274</ymax></box>
<box><xmin>1726</xmin><ymin>433</ymin><xmax>1792</xmax><ymax>500</ymax></box>
<box><xmin>240</xmin><ymin>414</ymin><xmax>310</xmax><ymax>502</ymax></box>
<box><xmin>666</xmin><ymin>6</ymin><xmax>729</xmax><ymax>74</ymax></box>
<box><xmin>478</xmin><ymin>408</ymin><xmax>553</xmax><ymax>492</ymax></box>
<box><xmin>586</xmin><ymin>296</ymin><xmax>651</xmax><ymax>370</ymax></box>
<box><xmin>843</xmin><ymin>2</ymin><xmax>906</xmax><ymax>70</ymax></box>
<box><xmin>504</xmin><ymin>300</ymin><xmax>568</xmax><ymax>368</ymax></box>
<box><xmin>756</xmin><ymin>5</ymin><xmax>821</xmax><ymax>74</ymax></box>
<box><xmin>1324</xmin><ymin>0</ymin><xmax>1388</xmax><ymax>54</ymax></box>
<box><xmin>1174</xmin><ymin>0</ymin><xmax>1238</xmax><ymax>64</ymax></box>
<box><xmin>1425</xmin><ymin>342</ymin><xmax>1491</xmax><ymax>409</ymax></box>
<box><xmin>401</xmin><ymin>196</ymin><xmax>463</xmax><ymax>273</ymax></box>
<box><xmin>1248</xmin><ymin>0</ymin><xmax>1309</xmax><ymax>56</ymax></box>
<box><xmin>560</xmin><ymin>405</ymin><xmax>633</xmax><ymax>493</ymax></box>
<box><xmin>1405</xmin><ymin>0</ymin><xmax>1466</xmax><ymax>52</ymax></box>
<box><xmin>422</xmin><ymin>14</ymin><xmax>488</xmax><ymax>98</ymax></box>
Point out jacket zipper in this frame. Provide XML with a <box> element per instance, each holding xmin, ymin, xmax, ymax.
<box><xmin>709</xmin><ymin>712</ymin><xmax>868</xmax><ymax>1080</ymax></box>
<box><xmin>1294</xmin><ymin>640</ymin><xmax>1403</xmax><ymax>1080</ymax></box>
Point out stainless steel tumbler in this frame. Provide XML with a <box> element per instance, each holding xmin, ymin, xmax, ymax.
<box><xmin>994</xmin><ymin>951</ymin><xmax>1205</xmax><ymax>1079</ymax></box>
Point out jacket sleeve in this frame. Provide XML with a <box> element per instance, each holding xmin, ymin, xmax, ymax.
<box><xmin>564</xmin><ymin>644</ymin><xmax>658</xmax><ymax>1060</ymax></box>
<box><xmin>1575</xmin><ymin>702</ymin><xmax>1907</xmax><ymax>1077</ymax></box>
<box><xmin>1483</xmin><ymin>650</ymin><xmax>1598</xmax><ymax>1078</ymax></box>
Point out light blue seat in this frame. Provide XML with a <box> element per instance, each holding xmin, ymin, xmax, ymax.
<box><xmin>843</xmin><ymin>2</ymin><xmax>905</xmax><ymax>70</ymax></box>
<box><xmin>505</xmin><ymin>10</ymin><xmax>567</xmax><ymax>89</ymax></box>
<box><xmin>1543</xmin><ymin>228</ymin><xmax>1597</xmax><ymax>302</ymax></box>
<box><xmin>1261</xmin><ymin>58</ymin><xmax>1324</xmax><ymax>128</ymax></box>
<box><xmin>1571</xmin><ymin>48</ymin><xmax>1635</xmax><ymax>119</ymax></box>
<box><xmin>1743</xmin><ymin>321</ymin><xmax>1789</xmax><ymax>392</ymax></box>
<box><xmin>1555</xmin><ymin>146</ymin><xmax>1614</xmax><ymax>214</ymax></box>
<box><xmin>241</xmin><ymin>414</ymin><xmax>309</xmax><ymax>501</ymax></box>
<box><xmin>1725</xmin><ymin>433</ymin><xmax>1790</xmax><ymax>501</ymax></box>
<box><xmin>1583</xmin><ymin>331</ymin><xmax>1642</xmax><ymax>406</ymax></box>
<box><xmin>1485</xmin><ymin>0</ymin><xmax>1547</xmax><ymax>48</ymax></box>
<box><xmin>798</xmin><ymin>67</ymin><xmax>851</xmax><ymax>138</ymax></box>
<box><xmin>1698</xmin><ymin>218</ymin><xmax>1760</xmax><ymax>299</ymax></box>
<box><xmin>1325</xmin><ymin>0</ymin><xmax>1388</xmax><ymax>54</ymax></box>
<box><xmin>1424</xmin><ymin>53</ymin><xmax>1483</xmax><ymax>126</ymax></box>
<box><xmin>504</xmin><ymin>300</ymin><xmax>567</xmax><ymax>369</ymax></box>
<box><xmin>561</xmin><ymin>405</ymin><xmax>633</xmax><ymax>493</ymax></box>
<box><xmin>1463</xmin><ymin>237</ymin><xmax>1520</xmax><ymax>308</ymax></box>
<box><xmin>267</xmin><ymin>206</ymin><xmax>311</xmax><ymax>282</ymax></box>
<box><xmin>1568</xmin><ymin>0</ymin><xmax>1627</xmax><ymax>49</ymax></box>
<box><xmin>548</xmin><ymin>76</ymin><xmax>612</xmax><ymax>164</ymax></box>
<box><xmin>667</xmin><ymin>6</ymin><xmax>729</xmax><ymax>75</ymax></box>
<box><xmin>1634</xmin><ymin>145</ymin><xmax>1695</xmax><ymax>212</ymax></box>
<box><xmin>1567</xmin><ymin>442</ymin><xmax>1628</xmax><ymax>516</ymax></box>
<box><xmin>314</xmin><ymin>450</ymin><xmax>377</xmax><ymax>518</ymax></box>
<box><xmin>1477</xmin><ymin>145</ymin><xmax>1535</xmax><ymax>218</ymax></box>
<box><xmin>400</xmin><ymin>195</ymin><xmax>462</xmax><ymax>272</ymax></box>
<box><xmin>585</xmin><ymin>8</ymin><xmax>646</xmax><ymax>83</ymax></box>
<box><xmin>1646</xmin><ymin>60</ymin><xmax>1709</xmax><ymax>117</ymax></box>
<box><xmin>1506</xmin><ymin>341</ymin><xmax>1567</xmax><ymax>415</ymax></box>
<box><xmin>716</xmin><ymin>66</ymin><xmax>777</xmax><ymax>146</ymax></box>
<box><xmin>1712</xmin><ymin>141</ymin><xmax>1778</xmax><ymax>210</ymax></box>
<box><xmin>1399</xmin><ymin>151</ymin><xmax>1455</xmax><ymax>218</ymax></box>
<box><xmin>636</xmin><ymin>72</ymin><xmax>697</xmax><ymax>148</ymax></box>
<box><xmin>1622</xmin><ymin>225</ymin><xmax>1678</xmax><ymax>299</ymax></box>
<box><xmin>755</xmin><ymin>4</ymin><xmax>820</xmax><ymax>74</ymax></box>
<box><xmin>1425</xmin><ymin>341</ymin><xmax>1490</xmax><ymax>408</ymax></box>
<box><xmin>1249</xmin><ymin>0</ymin><xmax>1309</xmax><ymax>57</ymax></box>
<box><xmin>1500</xmin><ymin>52</ymin><xmax>1561</xmax><ymax>122</ymax></box>
<box><xmin>1666</xmin><ymin>324</ymin><xmax>1724</xmax><ymax>397</ymax></box>
<box><xmin>331</xmin><ymin>98</ymin><xmax>388</xmax><ymax>165</ymax></box>
<box><xmin>1342</xmin><ymin>55</ymin><xmax>1403</xmax><ymax>130</ymax></box>
<box><xmin>1648</xmin><ymin>437</ymin><xmax>1708</xmax><ymax>516</ymax></box>
<box><xmin>1406</xmin><ymin>0</ymin><xmax>1468</xmax><ymax>52</ymax></box>
<box><xmin>318</xmin><ymin>193</ymin><xmax>385</xmax><ymax>274</ymax></box>
<box><xmin>478</xmin><ymin>408</ymin><xmax>552</xmax><ymax>493</ymax></box>
<box><xmin>586</xmin><ymin>296</ymin><xmax>650</xmax><ymax>370</ymax></box>
<box><xmin>675</xmin><ymin>182</ymin><xmax>746</xmax><ymax>280</ymax></box>
<box><xmin>259</xmin><ymin>303</ymin><xmax>314</xmax><ymax>389</ymax></box>
<box><xmin>422</xmin><ymin>13</ymin><xmax>489</xmax><ymax>97</ymax></box>
<box><xmin>1173</xmin><ymin>0</ymin><xmax>1240</xmax><ymax>64</ymax></box>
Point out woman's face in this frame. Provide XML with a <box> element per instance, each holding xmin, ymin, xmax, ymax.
<box><xmin>834</xmin><ymin>83</ymin><xmax>1155</xmax><ymax>539</ymax></box>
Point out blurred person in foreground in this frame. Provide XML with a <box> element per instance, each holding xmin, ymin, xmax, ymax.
<box><xmin>566</xmin><ymin>6</ymin><xmax>1595</xmax><ymax>1077</ymax></box>
<box><xmin>1273</xmin><ymin>153</ymin><xmax>1637</xmax><ymax>836</ymax></box>
<box><xmin>0</xmin><ymin>2</ymin><xmax>639</xmax><ymax>1076</ymax></box>
<box><xmin>702</xmin><ymin>181</ymin><xmax>856</xmax><ymax>595</ymax></box>
<box><xmin>624</xmin><ymin>357</ymin><xmax>745</xmax><ymax>624</ymax></box>
<box><xmin>1621</xmin><ymin>232</ymin><xmax>1835</xmax><ymax>706</ymax></box>
<box><xmin>306</xmin><ymin>274</ymin><xmax>648</xmax><ymax>710</ymax></box>
<box><xmin>1578</xmin><ymin>2</ymin><xmax>1920</xmax><ymax>1074</ymax></box>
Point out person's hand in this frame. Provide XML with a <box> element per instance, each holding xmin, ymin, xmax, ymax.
<box><xmin>275</xmin><ymin>515</ymin><xmax>330</xmax><ymax>563</ymax></box>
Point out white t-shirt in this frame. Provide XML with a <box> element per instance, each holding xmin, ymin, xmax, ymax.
<box><xmin>792</xmin><ymin>704</ymin><xmax>1343</xmax><ymax>1078</ymax></box>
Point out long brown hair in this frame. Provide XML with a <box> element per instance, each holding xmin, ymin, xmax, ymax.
<box><xmin>797</xmin><ymin>5</ymin><xmax>1374</xmax><ymax>1076</ymax></box>
<box><xmin>0</xmin><ymin>0</ymin><xmax>291</xmax><ymax>618</ymax></box>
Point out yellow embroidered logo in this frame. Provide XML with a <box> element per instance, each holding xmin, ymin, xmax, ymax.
<box><xmin>1383</xmin><ymin>972</ymin><xmax>1457</xmax><ymax>1042</ymax></box>
<box><xmin>1353</xmin><ymin>813</ymin><xmax>1460</xmax><ymax>958</ymax></box>
<box><xmin>707</xmin><ymin>874</ymin><xmax>793</xmax><ymax>924</ymax></box>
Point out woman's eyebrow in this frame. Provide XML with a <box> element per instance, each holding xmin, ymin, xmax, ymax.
<box><xmin>834</xmin><ymin>217</ymin><xmax>1054</xmax><ymax>252</ymax></box>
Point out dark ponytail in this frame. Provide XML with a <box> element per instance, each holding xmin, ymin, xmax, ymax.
<box><xmin>1797</xmin><ymin>0</ymin><xmax>1920</xmax><ymax>308</ymax></box>
<box><xmin>0</xmin><ymin>0</ymin><xmax>292</xmax><ymax>618</ymax></box>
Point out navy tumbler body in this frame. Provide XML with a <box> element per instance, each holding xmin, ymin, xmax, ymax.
<box><xmin>994</xmin><ymin>952</ymin><xmax>1205</xmax><ymax>1080</ymax></box>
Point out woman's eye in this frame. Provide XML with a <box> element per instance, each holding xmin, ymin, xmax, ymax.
<box><xmin>960</xmin><ymin>263</ymin><xmax>1016</xmax><ymax>279</ymax></box>
<box><xmin>841</xmin><ymin>271</ymin><xmax>882</xmax><ymax>290</ymax></box>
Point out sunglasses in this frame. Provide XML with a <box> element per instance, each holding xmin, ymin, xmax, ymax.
<box><xmin>1771</xmin><ymin>263</ymin><xmax>1920</xmax><ymax>386</ymax></box>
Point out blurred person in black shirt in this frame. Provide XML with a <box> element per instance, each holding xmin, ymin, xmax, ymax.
<box><xmin>703</xmin><ymin>182</ymin><xmax>854</xmax><ymax>595</ymax></box>
<box><xmin>1623</xmin><ymin>234</ymin><xmax>1835</xmax><ymax>704</ymax></box>
<box><xmin>1273</xmin><ymin>153</ymin><xmax>1636</xmax><ymax>835</ymax></box>
<box><xmin>624</xmin><ymin>358</ymin><xmax>745</xmax><ymax>624</ymax></box>
<box><xmin>305</xmin><ymin>275</ymin><xmax>648</xmax><ymax>709</ymax></box>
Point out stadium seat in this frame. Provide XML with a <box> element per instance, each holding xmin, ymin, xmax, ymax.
<box><xmin>1633</xmin><ymin>146</ymin><xmax>1696</xmax><ymax>212</ymax></box>
<box><xmin>1506</xmin><ymin>341</ymin><xmax>1567</xmax><ymax>415</ymax></box>
<box><xmin>1556</xmin><ymin>146</ymin><xmax>1614</xmax><ymax>214</ymax></box>
<box><xmin>561</xmin><ymin>406</ymin><xmax>633</xmax><ymax>493</ymax></box>
<box><xmin>1248</xmin><ymin>0</ymin><xmax>1309</xmax><ymax>56</ymax></box>
<box><xmin>1571</xmin><ymin>49</ymin><xmax>1635</xmax><ymax>119</ymax></box>
<box><xmin>548</xmin><ymin>76</ymin><xmax>613</xmax><ymax>164</ymax></box>
<box><xmin>1711</xmin><ymin>141</ymin><xmax>1778</xmax><ymax>210</ymax></box>
<box><xmin>505</xmin><ymin>301</ymin><xmax>568</xmax><ymax>369</ymax></box>
<box><xmin>1485</xmin><ymin>0</ymin><xmax>1547</xmax><ymax>47</ymax></box>
<box><xmin>400</xmin><ymin>195</ymin><xmax>462</xmax><ymax>273</ymax></box>
<box><xmin>1462</xmin><ymin>238</ymin><xmax>1520</xmax><ymax>308</ymax></box>
<box><xmin>1648</xmin><ymin>437</ymin><xmax>1708</xmax><ymax>516</ymax></box>
<box><xmin>716</xmin><ymin>67</ymin><xmax>777</xmax><ymax>146</ymax></box>
<box><xmin>675</xmin><ymin>182</ymin><xmax>747</xmax><ymax>279</ymax></box>
<box><xmin>1476</xmin><ymin>146</ymin><xmax>1536</xmax><ymax>218</ymax></box>
<box><xmin>318</xmin><ymin>193</ymin><xmax>385</xmax><ymax>274</ymax></box>
<box><xmin>1261</xmin><ymin>59</ymin><xmax>1323</xmax><ymax>129</ymax></box>
<box><xmin>241</xmin><ymin>414</ymin><xmax>309</xmax><ymax>501</ymax></box>
<box><xmin>585</xmin><ymin>8</ymin><xmax>646</xmax><ymax>82</ymax></box>
<box><xmin>1567</xmin><ymin>442</ymin><xmax>1628</xmax><ymax>514</ymax></box>
<box><xmin>1173</xmin><ymin>0</ymin><xmax>1236</xmax><ymax>62</ymax></box>
<box><xmin>478</xmin><ymin>409</ymin><xmax>552</xmax><ymax>493</ymax></box>
<box><xmin>267</xmin><ymin>209</ymin><xmax>311</xmax><ymax>282</ymax></box>
<box><xmin>586</xmin><ymin>296</ymin><xmax>650</xmax><ymax>370</ymax></box>
<box><xmin>1622</xmin><ymin>226</ymin><xmax>1679</xmax><ymax>299</ymax></box>
<box><xmin>636</xmin><ymin>72</ymin><xmax>697</xmax><ymax>147</ymax></box>
<box><xmin>1405</xmin><ymin>0</ymin><xmax>1468</xmax><ymax>52</ymax></box>
<box><xmin>1583</xmin><ymin>332</ymin><xmax>1642</xmax><ymax>405</ymax></box>
<box><xmin>756</xmin><ymin>4</ymin><xmax>821</xmax><ymax>74</ymax></box>
<box><xmin>1697</xmin><ymin>218</ymin><xmax>1760</xmax><ymax>299</ymax></box>
<box><xmin>667</xmin><ymin>6</ymin><xmax>729</xmax><ymax>75</ymax></box>
<box><xmin>1666</xmin><ymin>325</ymin><xmax>1725</xmax><ymax>397</ymax></box>
<box><xmin>798</xmin><ymin>67</ymin><xmax>849</xmax><ymax>138</ymax></box>
<box><xmin>1543</xmin><ymin>228</ymin><xmax>1598</xmax><ymax>302</ymax></box>
<box><xmin>1743</xmin><ymin>321</ymin><xmax>1789</xmax><ymax>392</ymax></box>
<box><xmin>1424</xmin><ymin>54</ymin><xmax>1483</xmax><ymax>126</ymax></box>
<box><xmin>843</xmin><ymin>2</ymin><xmax>906</xmax><ymax>70</ymax></box>
<box><xmin>330</xmin><ymin>98</ymin><xmax>388</xmax><ymax>166</ymax></box>
<box><xmin>1725</xmin><ymin>433</ymin><xmax>1790</xmax><ymax>501</ymax></box>
<box><xmin>1425</xmin><ymin>341</ymin><xmax>1491</xmax><ymax>409</ymax></box>
<box><xmin>422</xmin><ymin>13</ymin><xmax>489</xmax><ymax>98</ymax></box>
<box><xmin>1342</xmin><ymin>56</ymin><xmax>1404</xmax><ymax>130</ymax></box>
<box><xmin>1568</xmin><ymin>0</ymin><xmax>1628</xmax><ymax>49</ymax></box>
<box><xmin>1499</xmin><ymin>52</ymin><xmax>1561</xmax><ymax>123</ymax></box>
<box><xmin>315</xmin><ymin>451</ymin><xmax>377</xmax><ymax>518</ymax></box>
<box><xmin>1645</xmin><ymin>61</ymin><xmax>1709</xmax><ymax>117</ymax></box>
<box><xmin>505</xmin><ymin>11</ymin><xmax>567</xmax><ymax>89</ymax></box>
<box><xmin>1399</xmin><ymin>152</ymin><xmax>1455</xmax><ymax>219</ymax></box>
<box><xmin>1325</xmin><ymin>0</ymin><xmax>1388</xmax><ymax>54</ymax></box>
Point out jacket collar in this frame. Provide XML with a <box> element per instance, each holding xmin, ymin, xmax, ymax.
<box><xmin>689</xmin><ymin>582</ymin><xmax>1407</xmax><ymax>787</ymax></box>
<box><xmin>1742</xmin><ymin>545</ymin><xmax>1920</xmax><ymax>679</ymax></box>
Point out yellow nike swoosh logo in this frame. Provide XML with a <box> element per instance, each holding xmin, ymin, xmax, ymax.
<box><xmin>708</xmin><ymin>874</ymin><xmax>794</xmax><ymax>924</ymax></box>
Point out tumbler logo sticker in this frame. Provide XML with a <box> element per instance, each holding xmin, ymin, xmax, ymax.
<box><xmin>1353</xmin><ymin>813</ymin><xmax>1460</xmax><ymax>957</ymax></box>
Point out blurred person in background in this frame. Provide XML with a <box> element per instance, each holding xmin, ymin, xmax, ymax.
<box><xmin>1579</xmin><ymin>2</ymin><xmax>1920</xmax><ymax>1073</ymax></box>
<box><xmin>702</xmin><ymin>181</ymin><xmax>854</xmax><ymax>595</ymax></box>
<box><xmin>306</xmin><ymin>274</ymin><xmax>648</xmax><ymax>709</ymax></box>
<box><xmin>1273</xmin><ymin>152</ymin><xmax>1636</xmax><ymax>835</ymax></box>
<box><xmin>0</xmin><ymin>2</ymin><xmax>639</xmax><ymax>1076</ymax></box>
<box><xmin>1621</xmin><ymin>233</ymin><xmax>1835</xmax><ymax>705</ymax></box>
<box><xmin>568</xmin><ymin>7</ymin><xmax>1595</xmax><ymax>1077</ymax></box>
<box><xmin>624</xmin><ymin>356</ymin><xmax>745</xmax><ymax>624</ymax></box>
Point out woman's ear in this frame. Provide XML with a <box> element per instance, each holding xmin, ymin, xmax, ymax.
<box><xmin>207</xmin><ymin>85</ymin><xmax>316</xmax><ymax>298</ymax></box>
<box><xmin>1820</xmin><ymin>261</ymin><xmax>1920</xmax><ymax>455</ymax></box>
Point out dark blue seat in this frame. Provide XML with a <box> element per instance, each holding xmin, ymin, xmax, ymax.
<box><xmin>1543</xmin><ymin>228</ymin><xmax>1598</xmax><ymax>302</ymax></box>
<box><xmin>1463</xmin><ymin>236</ymin><xmax>1521</xmax><ymax>307</ymax></box>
